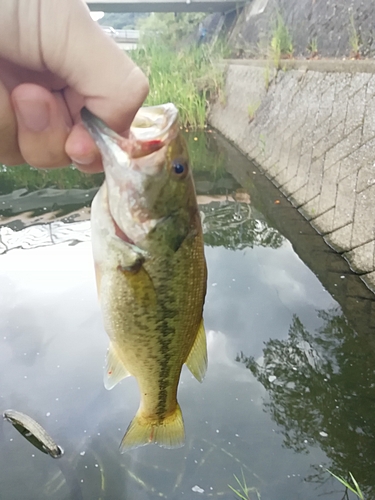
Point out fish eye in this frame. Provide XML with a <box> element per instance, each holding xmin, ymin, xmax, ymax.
<box><xmin>173</xmin><ymin>162</ymin><xmax>185</xmax><ymax>174</ymax></box>
<box><xmin>171</xmin><ymin>158</ymin><xmax>189</xmax><ymax>179</ymax></box>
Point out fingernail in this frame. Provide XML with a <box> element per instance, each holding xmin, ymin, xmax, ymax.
<box><xmin>71</xmin><ymin>154</ymin><xmax>96</xmax><ymax>165</ymax></box>
<box><xmin>15</xmin><ymin>100</ymin><xmax>50</xmax><ymax>132</ymax></box>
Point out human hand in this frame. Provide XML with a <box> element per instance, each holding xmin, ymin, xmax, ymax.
<box><xmin>0</xmin><ymin>0</ymin><xmax>149</xmax><ymax>173</ymax></box>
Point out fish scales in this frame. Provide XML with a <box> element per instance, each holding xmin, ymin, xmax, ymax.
<box><xmin>82</xmin><ymin>104</ymin><xmax>207</xmax><ymax>451</ymax></box>
<box><xmin>102</xmin><ymin>230</ymin><xmax>205</xmax><ymax>419</ymax></box>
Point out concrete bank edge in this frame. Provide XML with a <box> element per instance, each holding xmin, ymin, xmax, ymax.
<box><xmin>223</xmin><ymin>58</ymin><xmax>375</xmax><ymax>75</ymax></box>
<box><xmin>209</xmin><ymin>60</ymin><xmax>375</xmax><ymax>293</ymax></box>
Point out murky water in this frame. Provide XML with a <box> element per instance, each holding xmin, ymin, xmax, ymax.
<box><xmin>1</xmin><ymin>132</ymin><xmax>374</xmax><ymax>500</ymax></box>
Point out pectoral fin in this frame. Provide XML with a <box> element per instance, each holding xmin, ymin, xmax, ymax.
<box><xmin>104</xmin><ymin>342</ymin><xmax>131</xmax><ymax>390</ymax></box>
<box><xmin>185</xmin><ymin>319</ymin><xmax>207</xmax><ymax>383</ymax></box>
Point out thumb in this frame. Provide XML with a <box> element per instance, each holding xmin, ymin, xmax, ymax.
<box><xmin>39</xmin><ymin>0</ymin><xmax>149</xmax><ymax>132</ymax></box>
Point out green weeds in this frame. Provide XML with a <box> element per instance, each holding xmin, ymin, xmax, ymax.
<box><xmin>184</xmin><ymin>131</ymin><xmax>226</xmax><ymax>177</ymax></box>
<box><xmin>259</xmin><ymin>133</ymin><xmax>266</xmax><ymax>156</ymax></box>
<box><xmin>0</xmin><ymin>164</ymin><xmax>102</xmax><ymax>195</ymax></box>
<box><xmin>349</xmin><ymin>15</ymin><xmax>361</xmax><ymax>58</ymax></box>
<box><xmin>308</xmin><ymin>38</ymin><xmax>318</xmax><ymax>57</ymax></box>
<box><xmin>263</xmin><ymin>64</ymin><xmax>271</xmax><ymax>90</ymax></box>
<box><xmin>132</xmin><ymin>40</ymin><xmax>226</xmax><ymax>128</ymax></box>
<box><xmin>247</xmin><ymin>101</ymin><xmax>260</xmax><ymax>122</ymax></box>
<box><xmin>327</xmin><ymin>470</ymin><xmax>364</xmax><ymax>499</ymax></box>
<box><xmin>269</xmin><ymin>12</ymin><xmax>293</xmax><ymax>68</ymax></box>
<box><xmin>228</xmin><ymin>470</ymin><xmax>261</xmax><ymax>500</ymax></box>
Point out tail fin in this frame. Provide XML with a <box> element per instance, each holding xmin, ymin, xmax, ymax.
<box><xmin>120</xmin><ymin>405</ymin><xmax>185</xmax><ymax>452</ymax></box>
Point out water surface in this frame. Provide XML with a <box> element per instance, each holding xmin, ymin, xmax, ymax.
<box><xmin>0</xmin><ymin>132</ymin><xmax>374</xmax><ymax>500</ymax></box>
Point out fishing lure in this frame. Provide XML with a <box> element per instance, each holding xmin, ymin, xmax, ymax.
<box><xmin>3</xmin><ymin>409</ymin><xmax>63</xmax><ymax>459</ymax></box>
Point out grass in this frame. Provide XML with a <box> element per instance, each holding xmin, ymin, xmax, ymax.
<box><xmin>327</xmin><ymin>470</ymin><xmax>364</xmax><ymax>499</ymax></box>
<box><xmin>183</xmin><ymin>130</ymin><xmax>226</xmax><ymax>177</ymax></box>
<box><xmin>264</xmin><ymin>63</ymin><xmax>271</xmax><ymax>90</ymax></box>
<box><xmin>259</xmin><ymin>133</ymin><xmax>266</xmax><ymax>156</ymax></box>
<box><xmin>247</xmin><ymin>101</ymin><xmax>260</xmax><ymax>122</ymax></box>
<box><xmin>349</xmin><ymin>15</ymin><xmax>360</xmax><ymax>58</ymax></box>
<box><xmin>0</xmin><ymin>163</ymin><xmax>103</xmax><ymax>195</ymax></box>
<box><xmin>1</xmin><ymin>131</ymin><xmax>224</xmax><ymax>193</ymax></box>
<box><xmin>269</xmin><ymin>12</ymin><xmax>293</xmax><ymax>68</ymax></box>
<box><xmin>228</xmin><ymin>470</ymin><xmax>261</xmax><ymax>500</ymax></box>
<box><xmin>308</xmin><ymin>38</ymin><xmax>318</xmax><ymax>57</ymax></box>
<box><xmin>131</xmin><ymin>39</ymin><xmax>227</xmax><ymax>129</ymax></box>
<box><xmin>228</xmin><ymin>469</ymin><xmax>364</xmax><ymax>500</ymax></box>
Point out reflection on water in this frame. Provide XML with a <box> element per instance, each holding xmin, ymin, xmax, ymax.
<box><xmin>201</xmin><ymin>202</ymin><xmax>283</xmax><ymax>250</ymax></box>
<box><xmin>0</xmin><ymin>221</ymin><xmax>91</xmax><ymax>254</ymax></box>
<box><xmin>1</xmin><ymin>132</ymin><xmax>375</xmax><ymax>499</ymax></box>
<box><xmin>238</xmin><ymin>307</ymin><xmax>375</xmax><ymax>497</ymax></box>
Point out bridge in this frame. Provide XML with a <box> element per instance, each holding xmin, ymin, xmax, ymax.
<box><xmin>87</xmin><ymin>0</ymin><xmax>246</xmax><ymax>13</ymax></box>
<box><xmin>101</xmin><ymin>27</ymin><xmax>139</xmax><ymax>50</ymax></box>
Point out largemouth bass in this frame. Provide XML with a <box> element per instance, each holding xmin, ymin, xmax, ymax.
<box><xmin>81</xmin><ymin>104</ymin><xmax>207</xmax><ymax>451</ymax></box>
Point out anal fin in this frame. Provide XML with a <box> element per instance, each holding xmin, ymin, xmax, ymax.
<box><xmin>185</xmin><ymin>319</ymin><xmax>207</xmax><ymax>383</ymax></box>
<box><xmin>104</xmin><ymin>342</ymin><xmax>131</xmax><ymax>390</ymax></box>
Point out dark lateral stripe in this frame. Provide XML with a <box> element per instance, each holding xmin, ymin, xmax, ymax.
<box><xmin>156</xmin><ymin>306</ymin><xmax>175</xmax><ymax>417</ymax></box>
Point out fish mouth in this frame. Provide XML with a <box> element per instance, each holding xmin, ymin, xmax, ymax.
<box><xmin>80</xmin><ymin>104</ymin><xmax>179</xmax><ymax>161</ymax></box>
<box><xmin>81</xmin><ymin>107</ymin><xmax>120</xmax><ymax>144</ymax></box>
<box><xmin>131</xmin><ymin>103</ymin><xmax>179</xmax><ymax>143</ymax></box>
<box><xmin>81</xmin><ymin>107</ymin><xmax>128</xmax><ymax>163</ymax></box>
<box><xmin>82</xmin><ymin>105</ymin><xmax>181</xmax><ymax>244</ymax></box>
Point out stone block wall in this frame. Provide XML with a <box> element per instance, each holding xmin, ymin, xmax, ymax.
<box><xmin>229</xmin><ymin>0</ymin><xmax>375</xmax><ymax>58</ymax></box>
<box><xmin>209</xmin><ymin>60</ymin><xmax>375</xmax><ymax>291</ymax></box>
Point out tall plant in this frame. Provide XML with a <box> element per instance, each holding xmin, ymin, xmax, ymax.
<box><xmin>269</xmin><ymin>12</ymin><xmax>293</xmax><ymax>67</ymax></box>
<box><xmin>132</xmin><ymin>40</ymin><xmax>226</xmax><ymax>128</ymax></box>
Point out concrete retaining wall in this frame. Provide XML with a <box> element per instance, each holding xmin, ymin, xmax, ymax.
<box><xmin>229</xmin><ymin>0</ymin><xmax>375</xmax><ymax>58</ymax></box>
<box><xmin>209</xmin><ymin>60</ymin><xmax>375</xmax><ymax>291</ymax></box>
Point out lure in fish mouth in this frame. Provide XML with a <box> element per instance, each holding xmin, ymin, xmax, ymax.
<box><xmin>81</xmin><ymin>104</ymin><xmax>208</xmax><ymax>452</ymax></box>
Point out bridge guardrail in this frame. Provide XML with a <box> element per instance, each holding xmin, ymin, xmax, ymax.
<box><xmin>100</xmin><ymin>25</ymin><xmax>140</xmax><ymax>42</ymax></box>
